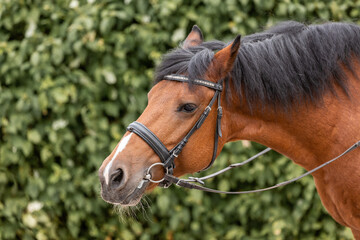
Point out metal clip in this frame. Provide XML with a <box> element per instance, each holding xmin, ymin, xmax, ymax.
<box><xmin>172</xmin><ymin>151</ymin><xmax>179</xmax><ymax>158</ymax></box>
<box><xmin>137</xmin><ymin>178</ymin><xmax>149</xmax><ymax>189</ymax></box>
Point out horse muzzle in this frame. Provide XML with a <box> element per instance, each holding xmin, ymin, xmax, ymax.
<box><xmin>98</xmin><ymin>166</ymin><xmax>148</xmax><ymax>206</ymax></box>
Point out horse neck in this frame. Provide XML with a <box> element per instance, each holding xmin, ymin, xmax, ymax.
<box><xmin>222</xmin><ymin>65</ymin><xmax>360</xmax><ymax>173</ymax></box>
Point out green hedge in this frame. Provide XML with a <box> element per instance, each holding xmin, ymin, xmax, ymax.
<box><xmin>1</xmin><ymin>0</ymin><xmax>359</xmax><ymax>239</ymax></box>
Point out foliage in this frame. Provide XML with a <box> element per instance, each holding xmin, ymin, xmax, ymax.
<box><xmin>1</xmin><ymin>0</ymin><xmax>359</xmax><ymax>239</ymax></box>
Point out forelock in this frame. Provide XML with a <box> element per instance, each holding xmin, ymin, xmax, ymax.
<box><xmin>155</xmin><ymin>41</ymin><xmax>225</xmax><ymax>84</ymax></box>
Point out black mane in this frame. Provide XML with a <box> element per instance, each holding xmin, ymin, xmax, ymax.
<box><xmin>155</xmin><ymin>21</ymin><xmax>360</xmax><ymax>111</ymax></box>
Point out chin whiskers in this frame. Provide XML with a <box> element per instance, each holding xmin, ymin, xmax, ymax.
<box><xmin>112</xmin><ymin>196</ymin><xmax>152</xmax><ymax>222</ymax></box>
<box><xmin>113</xmin><ymin>205</ymin><xmax>132</xmax><ymax>222</ymax></box>
<box><xmin>140</xmin><ymin>195</ymin><xmax>153</xmax><ymax>223</ymax></box>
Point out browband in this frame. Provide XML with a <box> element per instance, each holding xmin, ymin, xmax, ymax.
<box><xmin>163</xmin><ymin>75</ymin><xmax>223</xmax><ymax>91</ymax></box>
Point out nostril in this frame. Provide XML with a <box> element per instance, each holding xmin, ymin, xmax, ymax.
<box><xmin>113</xmin><ymin>169</ymin><xmax>123</xmax><ymax>183</ymax></box>
<box><xmin>110</xmin><ymin>168</ymin><xmax>124</xmax><ymax>189</ymax></box>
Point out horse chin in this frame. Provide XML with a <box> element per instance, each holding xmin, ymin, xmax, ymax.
<box><xmin>102</xmin><ymin>191</ymin><xmax>144</xmax><ymax>207</ymax></box>
<box><xmin>101</xmin><ymin>180</ymin><xmax>149</xmax><ymax>206</ymax></box>
<box><xmin>113</xmin><ymin>197</ymin><xmax>142</xmax><ymax>207</ymax></box>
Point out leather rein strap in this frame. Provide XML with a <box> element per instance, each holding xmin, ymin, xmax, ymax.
<box><xmin>127</xmin><ymin>74</ymin><xmax>223</xmax><ymax>187</ymax></box>
<box><xmin>163</xmin><ymin>141</ymin><xmax>360</xmax><ymax>194</ymax></box>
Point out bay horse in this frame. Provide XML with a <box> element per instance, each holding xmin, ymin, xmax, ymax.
<box><xmin>99</xmin><ymin>21</ymin><xmax>360</xmax><ymax>238</ymax></box>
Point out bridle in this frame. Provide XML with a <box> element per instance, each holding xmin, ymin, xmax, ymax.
<box><xmin>127</xmin><ymin>74</ymin><xmax>360</xmax><ymax>194</ymax></box>
<box><xmin>127</xmin><ymin>74</ymin><xmax>224</xmax><ymax>187</ymax></box>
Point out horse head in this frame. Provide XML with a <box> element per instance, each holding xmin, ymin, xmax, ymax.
<box><xmin>98</xmin><ymin>26</ymin><xmax>240</xmax><ymax>206</ymax></box>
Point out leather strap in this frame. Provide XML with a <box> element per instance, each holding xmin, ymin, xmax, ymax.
<box><xmin>163</xmin><ymin>75</ymin><xmax>223</xmax><ymax>91</ymax></box>
<box><xmin>163</xmin><ymin>174</ymin><xmax>285</xmax><ymax>194</ymax></box>
<box><xmin>202</xmin><ymin>89</ymin><xmax>223</xmax><ymax>171</ymax></box>
<box><xmin>127</xmin><ymin>122</ymin><xmax>170</xmax><ymax>163</ymax></box>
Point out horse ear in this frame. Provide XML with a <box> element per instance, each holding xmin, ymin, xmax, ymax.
<box><xmin>209</xmin><ymin>35</ymin><xmax>241</xmax><ymax>80</ymax></box>
<box><xmin>183</xmin><ymin>25</ymin><xmax>204</xmax><ymax>49</ymax></box>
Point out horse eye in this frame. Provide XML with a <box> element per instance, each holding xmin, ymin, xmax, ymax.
<box><xmin>178</xmin><ymin>103</ymin><xmax>197</xmax><ymax>113</ymax></box>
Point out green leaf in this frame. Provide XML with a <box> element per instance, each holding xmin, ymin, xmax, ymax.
<box><xmin>30</xmin><ymin>52</ymin><xmax>40</xmax><ymax>66</ymax></box>
<box><xmin>102</xmin><ymin>69</ymin><xmax>117</xmax><ymax>85</ymax></box>
<box><xmin>51</xmin><ymin>45</ymin><xmax>64</xmax><ymax>65</ymax></box>
<box><xmin>27</xmin><ymin>129</ymin><xmax>41</xmax><ymax>144</ymax></box>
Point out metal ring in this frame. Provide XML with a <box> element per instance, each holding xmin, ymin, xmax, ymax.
<box><xmin>145</xmin><ymin>162</ymin><xmax>169</xmax><ymax>183</ymax></box>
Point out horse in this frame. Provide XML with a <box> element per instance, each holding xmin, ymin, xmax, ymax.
<box><xmin>98</xmin><ymin>21</ymin><xmax>360</xmax><ymax>238</ymax></box>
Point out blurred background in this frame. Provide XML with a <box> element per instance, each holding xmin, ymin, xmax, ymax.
<box><xmin>1</xmin><ymin>0</ymin><xmax>360</xmax><ymax>239</ymax></box>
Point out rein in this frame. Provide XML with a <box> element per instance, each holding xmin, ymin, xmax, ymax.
<box><xmin>162</xmin><ymin>142</ymin><xmax>360</xmax><ymax>194</ymax></box>
<box><xmin>127</xmin><ymin>74</ymin><xmax>360</xmax><ymax>194</ymax></box>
